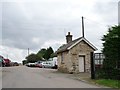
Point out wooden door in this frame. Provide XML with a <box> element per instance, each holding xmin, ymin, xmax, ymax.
<box><xmin>79</xmin><ymin>56</ymin><xmax>85</xmax><ymax>72</ymax></box>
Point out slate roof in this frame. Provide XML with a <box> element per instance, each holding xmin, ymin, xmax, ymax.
<box><xmin>57</xmin><ymin>37</ymin><xmax>82</xmax><ymax>53</ymax></box>
<box><xmin>57</xmin><ymin>37</ymin><xmax>97</xmax><ymax>54</ymax></box>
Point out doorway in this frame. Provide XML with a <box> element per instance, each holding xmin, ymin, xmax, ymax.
<box><xmin>79</xmin><ymin>56</ymin><xmax>85</xmax><ymax>72</ymax></box>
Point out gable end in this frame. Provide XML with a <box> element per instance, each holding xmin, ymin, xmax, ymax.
<box><xmin>67</xmin><ymin>38</ymin><xmax>97</xmax><ymax>51</ymax></box>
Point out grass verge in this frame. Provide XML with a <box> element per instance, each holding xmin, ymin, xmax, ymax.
<box><xmin>95</xmin><ymin>79</ymin><xmax>120</xmax><ymax>88</ymax></box>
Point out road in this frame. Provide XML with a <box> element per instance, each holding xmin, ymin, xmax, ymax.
<box><xmin>2</xmin><ymin>66</ymin><xmax>100</xmax><ymax>88</ymax></box>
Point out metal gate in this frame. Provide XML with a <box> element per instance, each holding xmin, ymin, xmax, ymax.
<box><xmin>90</xmin><ymin>52</ymin><xmax>120</xmax><ymax>88</ymax></box>
<box><xmin>94</xmin><ymin>53</ymin><xmax>105</xmax><ymax>70</ymax></box>
<box><xmin>89</xmin><ymin>52</ymin><xmax>105</xmax><ymax>79</ymax></box>
<box><xmin>94</xmin><ymin>53</ymin><xmax>120</xmax><ymax>80</ymax></box>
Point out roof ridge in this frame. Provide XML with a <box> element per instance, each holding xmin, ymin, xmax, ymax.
<box><xmin>57</xmin><ymin>37</ymin><xmax>82</xmax><ymax>53</ymax></box>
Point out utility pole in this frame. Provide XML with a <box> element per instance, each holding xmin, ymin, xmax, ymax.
<box><xmin>7</xmin><ymin>54</ymin><xmax>8</xmax><ymax>59</ymax></box>
<box><xmin>28</xmin><ymin>48</ymin><xmax>29</xmax><ymax>56</ymax></box>
<box><xmin>82</xmin><ymin>16</ymin><xmax>85</xmax><ymax>38</ymax></box>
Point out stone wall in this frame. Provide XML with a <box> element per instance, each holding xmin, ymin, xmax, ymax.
<box><xmin>69</xmin><ymin>41</ymin><xmax>94</xmax><ymax>73</ymax></box>
<box><xmin>57</xmin><ymin>51</ymin><xmax>71</xmax><ymax>73</ymax></box>
<box><xmin>57</xmin><ymin>40</ymin><xmax>95</xmax><ymax>74</ymax></box>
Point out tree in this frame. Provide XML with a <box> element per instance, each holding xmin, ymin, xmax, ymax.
<box><xmin>22</xmin><ymin>60</ymin><xmax>27</xmax><ymax>65</ymax></box>
<box><xmin>37</xmin><ymin>48</ymin><xmax>46</xmax><ymax>60</ymax></box>
<box><xmin>51</xmin><ymin>52</ymin><xmax>57</xmax><ymax>58</ymax></box>
<box><xmin>101</xmin><ymin>25</ymin><xmax>120</xmax><ymax>79</ymax></box>
<box><xmin>48</xmin><ymin>47</ymin><xmax>54</xmax><ymax>58</ymax></box>
<box><xmin>26</xmin><ymin>47</ymin><xmax>54</xmax><ymax>63</ymax></box>
<box><xmin>26</xmin><ymin>53</ymin><xmax>40</xmax><ymax>63</ymax></box>
<box><xmin>43</xmin><ymin>47</ymin><xmax>54</xmax><ymax>60</ymax></box>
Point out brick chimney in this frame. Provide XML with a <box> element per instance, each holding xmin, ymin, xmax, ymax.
<box><xmin>66</xmin><ymin>32</ymin><xmax>72</xmax><ymax>43</ymax></box>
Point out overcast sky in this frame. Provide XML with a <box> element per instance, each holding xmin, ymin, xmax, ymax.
<box><xmin>0</xmin><ymin>0</ymin><xmax>119</xmax><ymax>63</ymax></box>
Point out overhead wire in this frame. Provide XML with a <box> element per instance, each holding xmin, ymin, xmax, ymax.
<box><xmin>83</xmin><ymin>16</ymin><xmax>111</xmax><ymax>29</ymax></box>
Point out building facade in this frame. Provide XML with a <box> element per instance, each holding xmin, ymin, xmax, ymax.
<box><xmin>57</xmin><ymin>32</ymin><xmax>97</xmax><ymax>73</ymax></box>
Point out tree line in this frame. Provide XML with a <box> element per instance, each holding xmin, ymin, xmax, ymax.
<box><xmin>22</xmin><ymin>47</ymin><xmax>56</xmax><ymax>65</ymax></box>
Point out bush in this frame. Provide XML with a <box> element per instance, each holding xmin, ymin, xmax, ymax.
<box><xmin>96</xmin><ymin>68</ymin><xmax>120</xmax><ymax>80</ymax></box>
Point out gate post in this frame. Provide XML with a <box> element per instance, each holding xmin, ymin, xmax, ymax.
<box><xmin>90</xmin><ymin>52</ymin><xmax>95</xmax><ymax>79</ymax></box>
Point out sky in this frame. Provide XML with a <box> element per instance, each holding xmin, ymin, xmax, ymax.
<box><xmin>0</xmin><ymin>0</ymin><xmax>119</xmax><ymax>63</ymax></box>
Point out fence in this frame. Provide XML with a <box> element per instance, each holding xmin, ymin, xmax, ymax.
<box><xmin>94</xmin><ymin>53</ymin><xmax>104</xmax><ymax>71</ymax></box>
<box><xmin>94</xmin><ymin>53</ymin><xmax>120</xmax><ymax>80</ymax></box>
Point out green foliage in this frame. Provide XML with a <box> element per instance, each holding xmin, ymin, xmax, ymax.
<box><xmin>26</xmin><ymin>53</ymin><xmax>40</xmax><ymax>63</ymax></box>
<box><xmin>26</xmin><ymin>47</ymin><xmax>55</xmax><ymax>63</ymax></box>
<box><xmin>22</xmin><ymin>60</ymin><xmax>28</xmax><ymax>65</ymax></box>
<box><xmin>37</xmin><ymin>48</ymin><xmax>46</xmax><ymax>59</ymax></box>
<box><xmin>51</xmin><ymin>52</ymin><xmax>57</xmax><ymax>58</ymax></box>
<box><xmin>96</xmin><ymin>68</ymin><xmax>120</xmax><ymax>80</ymax></box>
<box><xmin>101</xmin><ymin>25</ymin><xmax>120</xmax><ymax>79</ymax></box>
<box><xmin>43</xmin><ymin>47</ymin><xmax>54</xmax><ymax>60</ymax></box>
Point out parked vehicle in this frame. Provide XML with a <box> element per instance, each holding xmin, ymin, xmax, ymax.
<box><xmin>4</xmin><ymin>59</ymin><xmax>11</xmax><ymax>67</ymax></box>
<box><xmin>13</xmin><ymin>62</ymin><xmax>19</xmax><ymax>66</ymax></box>
<box><xmin>52</xmin><ymin>57</ymin><xmax>58</xmax><ymax>69</ymax></box>
<box><xmin>26</xmin><ymin>63</ymin><xmax>36</xmax><ymax>67</ymax></box>
<box><xmin>35</xmin><ymin>61</ymin><xmax>43</xmax><ymax>68</ymax></box>
<box><xmin>47</xmin><ymin>57</ymin><xmax>58</xmax><ymax>69</ymax></box>
<box><xmin>41</xmin><ymin>62</ymin><xmax>53</xmax><ymax>68</ymax></box>
<box><xmin>52</xmin><ymin>64</ymin><xmax>58</xmax><ymax>69</ymax></box>
<box><xmin>0</xmin><ymin>55</ymin><xmax>4</xmax><ymax>67</ymax></box>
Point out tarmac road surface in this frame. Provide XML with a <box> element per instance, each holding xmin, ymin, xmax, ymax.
<box><xmin>2</xmin><ymin>66</ymin><xmax>100</xmax><ymax>88</ymax></box>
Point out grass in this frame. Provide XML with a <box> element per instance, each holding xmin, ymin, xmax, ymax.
<box><xmin>95</xmin><ymin>79</ymin><xmax>120</xmax><ymax>88</ymax></box>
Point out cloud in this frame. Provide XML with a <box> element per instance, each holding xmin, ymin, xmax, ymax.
<box><xmin>1</xmin><ymin>0</ymin><xmax>119</xmax><ymax>62</ymax></box>
<box><xmin>0</xmin><ymin>45</ymin><xmax>28</xmax><ymax>62</ymax></box>
<box><xmin>93</xmin><ymin>1</ymin><xmax>118</xmax><ymax>25</ymax></box>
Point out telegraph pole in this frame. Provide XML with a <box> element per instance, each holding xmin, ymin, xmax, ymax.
<box><xmin>7</xmin><ymin>54</ymin><xmax>8</xmax><ymax>59</ymax></box>
<box><xmin>82</xmin><ymin>16</ymin><xmax>85</xmax><ymax>38</ymax></box>
<box><xmin>28</xmin><ymin>48</ymin><xmax>29</xmax><ymax>56</ymax></box>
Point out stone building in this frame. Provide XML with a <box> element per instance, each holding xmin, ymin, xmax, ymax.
<box><xmin>57</xmin><ymin>32</ymin><xmax>97</xmax><ymax>73</ymax></box>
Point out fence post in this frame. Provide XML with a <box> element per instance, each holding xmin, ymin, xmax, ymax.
<box><xmin>91</xmin><ymin>52</ymin><xmax>95</xmax><ymax>79</ymax></box>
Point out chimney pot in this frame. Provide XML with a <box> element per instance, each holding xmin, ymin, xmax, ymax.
<box><xmin>68</xmin><ymin>32</ymin><xmax>70</xmax><ymax>35</ymax></box>
<box><xmin>66</xmin><ymin>32</ymin><xmax>72</xmax><ymax>43</ymax></box>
